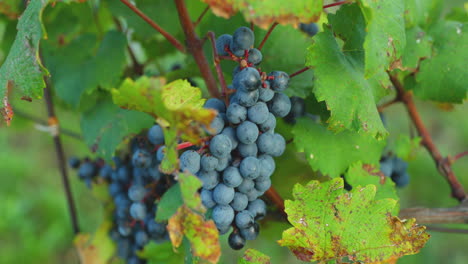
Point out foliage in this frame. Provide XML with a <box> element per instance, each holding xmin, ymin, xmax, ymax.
<box><xmin>1</xmin><ymin>0</ymin><xmax>467</xmax><ymax>263</ymax></box>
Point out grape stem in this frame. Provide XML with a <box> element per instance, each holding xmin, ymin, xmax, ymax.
<box><xmin>451</xmin><ymin>151</ymin><xmax>468</xmax><ymax>164</ymax></box>
<box><xmin>258</xmin><ymin>22</ymin><xmax>278</xmax><ymax>51</ymax></box>
<box><xmin>265</xmin><ymin>187</ymin><xmax>287</xmax><ymax>217</ymax></box>
<box><xmin>289</xmin><ymin>67</ymin><xmax>311</xmax><ymax>78</ymax></box>
<box><xmin>119</xmin><ymin>0</ymin><xmax>186</xmax><ymax>53</ymax></box>
<box><xmin>377</xmin><ymin>97</ymin><xmax>399</xmax><ymax>112</ymax></box>
<box><xmin>390</xmin><ymin>74</ymin><xmax>466</xmax><ymax>202</ymax></box>
<box><xmin>193</xmin><ymin>6</ymin><xmax>210</xmax><ymax>28</ymax></box>
<box><xmin>207</xmin><ymin>31</ymin><xmax>230</xmax><ymax>105</ymax></box>
<box><xmin>43</xmin><ymin>80</ymin><xmax>80</xmax><ymax>234</ymax></box>
<box><xmin>425</xmin><ymin>226</ymin><xmax>468</xmax><ymax>234</ymax></box>
<box><xmin>400</xmin><ymin>202</ymin><xmax>468</xmax><ymax>224</ymax></box>
<box><xmin>323</xmin><ymin>1</ymin><xmax>351</xmax><ymax>9</ymax></box>
<box><xmin>113</xmin><ymin>17</ymin><xmax>144</xmax><ymax>76</ymax></box>
<box><xmin>174</xmin><ymin>0</ymin><xmax>221</xmax><ymax>98</ymax></box>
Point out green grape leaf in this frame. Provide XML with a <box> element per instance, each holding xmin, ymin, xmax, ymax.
<box><xmin>80</xmin><ymin>98</ymin><xmax>153</xmax><ymax>160</ymax></box>
<box><xmin>413</xmin><ymin>21</ymin><xmax>468</xmax><ymax>103</ymax></box>
<box><xmin>156</xmin><ymin>183</ymin><xmax>184</xmax><ymax>221</ymax></box>
<box><xmin>179</xmin><ymin>172</ymin><xmax>205</xmax><ymax>213</ymax></box>
<box><xmin>404</xmin><ymin>0</ymin><xmax>443</xmax><ymax>29</ymax></box>
<box><xmin>167</xmin><ymin>205</ymin><xmax>220</xmax><ymax>264</ymax></box>
<box><xmin>238</xmin><ymin>249</ymin><xmax>271</xmax><ymax>264</ymax></box>
<box><xmin>0</xmin><ymin>0</ymin><xmax>21</xmax><ymax>19</ymax></box>
<box><xmin>357</xmin><ymin>0</ymin><xmax>406</xmax><ymax>78</ymax></box>
<box><xmin>278</xmin><ymin>178</ymin><xmax>430</xmax><ymax>263</ymax></box>
<box><xmin>292</xmin><ymin>118</ymin><xmax>385</xmax><ymax>178</ymax></box>
<box><xmin>43</xmin><ymin>30</ymin><xmax>127</xmax><ymax>109</ymax></box>
<box><xmin>394</xmin><ymin>135</ymin><xmax>422</xmax><ymax>160</ymax></box>
<box><xmin>345</xmin><ymin>162</ymin><xmax>399</xmax><ymax>214</ymax></box>
<box><xmin>0</xmin><ymin>0</ymin><xmax>50</xmax><ymax>125</ymax></box>
<box><xmin>112</xmin><ymin>77</ymin><xmax>216</xmax><ymax>173</ymax></box>
<box><xmin>74</xmin><ymin>221</ymin><xmax>115</xmax><ymax>264</ymax></box>
<box><xmin>307</xmin><ymin>4</ymin><xmax>388</xmax><ymax>137</ymax></box>
<box><xmin>201</xmin><ymin>0</ymin><xmax>323</xmax><ymax>29</ymax></box>
<box><xmin>140</xmin><ymin>241</ymin><xmax>184</xmax><ymax>264</ymax></box>
<box><xmin>401</xmin><ymin>27</ymin><xmax>432</xmax><ymax>71</ymax></box>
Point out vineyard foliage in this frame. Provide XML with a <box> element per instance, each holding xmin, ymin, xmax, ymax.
<box><xmin>0</xmin><ymin>0</ymin><xmax>467</xmax><ymax>263</ymax></box>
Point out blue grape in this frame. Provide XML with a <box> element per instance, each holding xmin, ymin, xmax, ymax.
<box><xmin>247</xmin><ymin>102</ymin><xmax>269</xmax><ymax>124</ymax></box>
<box><xmin>146</xmin><ymin>165</ymin><xmax>162</xmax><ymax>181</ymax></box>
<box><xmin>207</xmin><ymin>114</ymin><xmax>225</xmax><ymax>135</ymax></box>
<box><xmin>230</xmin><ymin>27</ymin><xmax>254</xmax><ymax>56</ymax></box>
<box><xmin>78</xmin><ymin>162</ymin><xmax>96</xmax><ymax>180</ymax></box>
<box><xmin>258</xmin><ymin>154</ymin><xmax>275</xmax><ymax>179</ymax></box>
<box><xmin>236</xmin><ymin>89</ymin><xmax>259</xmax><ymax>107</ymax></box>
<box><xmin>132</xmin><ymin>149</ymin><xmax>152</xmax><ymax>168</ymax></box>
<box><xmin>236</xmin><ymin>121</ymin><xmax>259</xmax><ymax>144</ymax></box>
<box><xmin>255</xmin><ymin>178</ymin><xmax>271</xmax><ymax>192</ymax></box>
<box><xmin>148</xmin><ymin>124</ymin><xmax>165</xmax><ymax>145</ymax></box>
<box><xmin>221</xmin><ymin>126</ymin><xmax>238</xmax><ymax>150</ymax></box>
<box><xmin>216</xmin><ymin>34</ymin><xmax>233</xmax><ymax>56</ymax></box>
<box><xmin>212</xmin><ymin>205</ymin><xmax>235</xmax><ymax>227</ymax></box>
<box><xmin>240</xmin><ymin>157</ymin><xmax>260</xmax><ymax>179</ymax></box>
<box><xmin>201</xmin><ymin>189</ymin><xmax>216</xmax><ymax>208</ymax></box>
<box><xmin>201</xmin><ymin>154</ymin><xmax>218</xmax><ymax>172</ymax></box>
<box><xmin>245</xmin><ymin>188</ymin><xmax>260</xmax><ymax>201</ymax></box>
<box><xmin>204</xmin><ymin>98</ymin><xmax>226</xmax><ymax>113</ymax></box>
<box><xmin>248</xmin><ymin>48</ymin><xmax>262</xmax><ymax>65</ymax></box>
<box><xmin>130</xmin><ymin>202</ymin><xmax>147</xmax><ymax>220</ymax></box>
<box><xmin>271</xmin><ymin>133</ymin><xmax>286</xmax><ymax>157</ymax></box>
<box><xmin>228</xmin><ymin>231</ymin><xmax>246</xmax><ymax>250</ymax></box>
<box><xmin>127</xmin><ymin>256</ymin><xmax>144</xmax><ymax>264</ymax></box>
<box><xmin>180</xmin><ymin>150</ymin><xmax>201</xmax><ymax>174</ymax></box>
<box><xmin>156</xmin><ymin>146</ymin><xmax>166</xmax><ymax>161</ymax></box>
<box><xmin>117</xmin><ymin>166</ymin><xmax>131</xmax><ymax>184</ymax></box>
<box><xmin>213</xmin><ymin>183</ymin><xmax>235</xmax><ymax>205</ymax></box>
<box><xmin>238</xmin><ymin>143</ymin><xmax>258</xmax><ymax>158</ymax></box>
<box><xmin>284</xmin><ymin>96</ymin><xmax>305</xmax><ymax>124</ymax></box>
<box><xmin>128</xmin><ymin>184</ymin><xmax>147</xmax><ymax>202</ymax></box>
<box><xmin>117</xmin><ymin>238</ymin><xmax>132</xmax><ymax>258</ymax></box>
<box><xmin>239</xmin><ymin>223</ymin><xmax>259</xmax><ymax>240</ymax></box>
<box><xmin>230</xmin><ymin>192</ymin><xmax>249</xmax><ymax>211</ymax></box>
<box><xmin>147</xmin><ymin>220</ymin><xmax>166</xmax><ymax>237</ymax></box>
<box><xmin>218</xmin><ymin>224</ymin><xmax>232</xmax><ymax>235</ymax></box>
<box><xmin>267</xmin><ymin>71</ymin><xmax>289</xmax><ymax>91</ymax></box>
<box><xmin>68</xmin><ymin>157</ymin><xmax>80</xmax><ymax>169</ymax></box>
<box><xmin>235</xmin><ymin>210</ymin><xmax>254</xmax><ymax>229</ymax></box>
<box><xmin>109</xmin><ymin>182</ymin><xmax>123</xmax><ymax>197</ymax></box>
<box><xmin>99</xmin><ymin>165</ymin><xmax>113</xmax><ymax>180</ymax></box>
<box><xmin>216</xmin><ymin>155</ymin><xmax>231</xmax><ymax>172</ymax></box>
<box><xmin>392</xmin><ymin>172</ymin><xmax>410</xmax><ymax>187</ymax></box>
<box><xmin>197</xmin><ymin>170</ymin><xmax>219</xmax><ymax>190</ymax></box>
<box><xmin>209</xmin><ymin>134</ymin><xmax>232</xmax><ymax>158</ymax></box>
<box><xmin>257</xmin><ymin>133</ymin><xmax>276</xmax><ymax>155</ymax></box>
<box><xmin>233</xmin><ymin>67</ymin><xmax>261</xmax><ymax>92</ymax></box>
<box><xmin>226</xmin><ymin>103</ymin><xmax>247</xmax><ymax>124</ymax></box>
<box><xmin>223</xmin><ymin>166</ymin><xmax>243</xmax><ymax>188</ymax></box>
<box><xmin>258</xmin><ymin>112</ymin><xmax>276</xmax><ymax>133</ymax></box>
<box><xmin>299</xmin><ymin>22</ymin><xmax>319</xmax><ymax>37</ymax></box>
<box><xmin>118</xmin><ymin>223</ymin><xmax>132</xmax><ymax>237</ymax></box>
<box><xmin>258</xmin><ymin>84</ymin><xmax>274</xmax><ymax>102</ymax></box>
<box><xmin>268</xmin><ymin>92</ymin><xmax>291</xmax><ymax>117</ymax></box>
<box><xmin>237</xmin><ymin>178</ymin><xmax>255</xmax><ymax>194</ymax></box>
<box><xmin>392</xmin><ymin>157</ymin><xmax>408</xmax><ymax>174</ymax></box>
<box><xmin>380</xmin><ymin>158</ymin><xmax>393</xmax><ymax>177</ymax></box>
<box><xmin>247</xmin><ymin>199</ymin><xmax>266</xmax><ymax>220</ymax></box>
<box><xmin>134</xmin><ymin>230</ymin><xmax>149</xmax><ymax>247</ymax></box>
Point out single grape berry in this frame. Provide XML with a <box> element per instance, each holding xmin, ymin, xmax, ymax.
<box><xmin>268</xmin><ymin>71</ymin><xmax>290</xmax><ymax>91</ymax></box>
<box><xmin>247</xmin><ymin>199</ymin><xmax>266</xmax><ymax>220</ymax></box>
<box><xmin>268</xmin><ymin>93</ymin><xmax>292</xmax><ymax>118</ymax></box>
<box><xmin>236</xmin><ymin>121</ymin><xmax>259</xmax><ymax>144</ymax></box>
<box><xmin>201</xmin><ymin>189</ymin><xmax>216</xmax><ymax>209</ymax></box>
<box><xmin>180</xmin><ymin>150</ymin><xmax>201</xmax><ymax>174</ymax></box>
<box><xmin>148</xmin><ymin>124</ymin><xmax>165</xmax><ymax>145</ymax></box>
<box><xmin>197</xmin><ymin>170</ymin><xmax>220</xmax><ymax>190</ymax></box>
<box><xmin>235</xmin><ymin>89</ymin><xmax>260</xmax><ymax>107</ymax></box>
<box><xmin>68</xmin><ymin>157</ymin><xmax>81</xmax><ymax>169</ymax></box>
<box><xmin>230</xmin><ymin>192</ymin><xmax>249</xmax><ymax>211</ymax></box>
<box><xmin>201</xmin><ymin>154</ymin><xmax>219</xmax><ymax>172</ymax></box>
<box><xmin>212</xmin><ymin>205</ymin><xmax>235</xmax><ymax>227</ymax></box>
<box><xmin>226</xmin><ymin>103</ymin><xmax>247</xmax><ymax>124</ymax></box>
<box><xmin>239</xmin><ymin>156</ymin><xmax>260</xmax><ymax>179</ymax></box>
<box><xmin>230</xmin><ymin>27</ymin><xmax>255</xmax><ymax>56</ymax></box>
<box><xmin>132</xmin><ymin>149</ymin><xmax>152</xmax><ymax>168</ymax></box>
<box><xmin>247</xmin><ymin>102</ymin><xmax>269</xmax><ymax>124</ymax></box>
<box><xmin>209</xmin><ymin>134</ymin><xmax>233</xmax><ymax>158</ymax></box>
<box><xmin>299</xmin><ymin>22</ymin><xmax>319</xmax><ymax>37</ymax></box>
<box><xmin>204</xmin><ymin>98</ymin><xmax>226</xmax><ymax>113</ymax></box>
<box><xmin>221</xmin><ymin>127</ymin><xmax>239</xmax><ymax>150</ymax></box>
<box><xmin>223</xmin><ymin>166</ymin><xmax>243</xmax><ymax>188</ymax></box>
<box><xmin>228</xmin><ymin>231</ymin><xmax>246</xmax><ymax>250</ymax></box>
<box><xmin>233</xmin><ymin>67</ymin><xmax>262</xmax><ymax>92</ymax></box>
<box><xmin>238</xmin><ymin>143</ymin><xmax>258</xmax><ymax>158</ymax></box>
<box><xmin>235</xmin><ymin>210</ymin><xmax>254</xmax><ymax>229</ymax></box>
<box><xmin>247</xmin><ymin>48</ymin><xmax>263</xmax><ymax>65</ymax></box>
<box><xmin>216</xmin><ymin>34</ymin><xmax>233</xmax><ymax>56</ymax></box>
<box><xmin>213</xmin><ymin>183</ymin><xmax>235</xmax><ymax>205</ymax></box>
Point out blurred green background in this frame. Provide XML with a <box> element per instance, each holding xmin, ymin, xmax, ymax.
<box><xmin>1</xmin><ymin>0</ymin><xmax>467</xmax><ymax>263</ymax></box>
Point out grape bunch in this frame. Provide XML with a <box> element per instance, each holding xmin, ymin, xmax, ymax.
<box><xmin>380</xmin><ymin>156</ymin><xmax>410</xmax><ymax>187</ymax></box>
<box><xmin>177</xmin><ymin>26</ymin><xmax>291</xmax><ymax>250</ymax></box>
<box><xmin>70</xmin><ymin>125</ymin><xmax>172</xmax><ymax>264</ymax></box>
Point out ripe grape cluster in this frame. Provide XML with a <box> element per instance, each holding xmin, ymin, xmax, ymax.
<box><xmin>70</xmin><ymin>126</ymin><xmax>171</xmax><ymax>264</ymax></box>
<box><xmin>176</xmin><ymin>26</ymin><xmax>291</xmax><ymax>250</ymax></box>
<box><xmin>380</xmin><ymin>156</ymin><xmax>410</xmax><ymax>187</ymax></box>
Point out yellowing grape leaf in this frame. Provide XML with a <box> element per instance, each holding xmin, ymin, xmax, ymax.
<box><xmin>112</xmin><ymin>77</ymin><xmax>216</xmax><ymax>173</ymax></box>
<box><xmin>238</xmin><ymin>249</ymin><xmax>271</xmax><ymax>264</ymax></box>
<box><xmin>179</xmin><ymin>172</ymin><xmax>205</xmax><ymax>213</ymax></box>
<box><xmin>278</xmin><ymin>178</ymin><xmax>429</xmax><ymax>263</ymax></box>
<box><xmin>201</xmin><ymin>0</ymin><xmax>323</xmax><ymax>29</ymax></box>
<box><xmin>74</xmin><ymin>221</ymin><xmax>115</xmax><ymax>264</ymax></box>
<box><xmin>168</xmin><ymin>205</ymin><xmax>220</xmax><ymax>264</ymax></box>
<box><xmin>0</xmin><ymin>0</ymin><xmax>50</xmax><ymax>125</ymax></box>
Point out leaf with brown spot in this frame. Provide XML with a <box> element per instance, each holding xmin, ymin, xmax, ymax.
<box><xmin>238</xmin><ymin>248</ymin><xmax>271</xmax><ymax>264</ymax></box>
<box><xmin>168</xmin><ymin>205</ymin><xmax>221</xmax><ymax>263</ymax></box>
<box><xmin>74</xmin><ymin>221</ymin><xmax>115</xmax><ymax>264</ymax></box>
<box><xmin>201</xmin><ymin>0</ymin><xmax>323</xmax><ymax>29</ymax></box>
<box><xmin>278</xmin><ymin>178</ymin><xmax>429</xmax><ymax>263</ymax></box>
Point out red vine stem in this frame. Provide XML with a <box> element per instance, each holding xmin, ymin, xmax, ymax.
<box><xmin>43</xmin><ymin>81</ymin><xmax>80</xmax><ymax>234</ymax></box>
<box><xmin>193</xmin><ymin>6</ymin><xmax>210</xmax><ymax>27</ymax></box>
<box><xmin>174</xmin><ymin>0</ymin><xmax>220</xmax><ymax>98</ymax></box>
<box><xmin>207</xmin><ymin>31</ymin><xmax>229</xmax><ymax>104</ymax></box>
<box><xmin>289</xmin><ymin>66</ymin><xmax>310</xmax><ymax>78</ymax></box>
<box><xmin>119</xmin><ymin>0</ymin><xmax>186</xmax><ymax>53</ymax></box>
<box><xmin>265</xmin><ymin>187</ymin><xmax>287</xmax><ymax>217</ymax></box>
<box><xmin>390</xmin><ymin>74</ymin><xmax>466</xmax><ymax>201</ymax></box>
<box><xmin>258</xmin><ymin>22</ymin><xmax>278</xmax><ymax>51</ymax></box>
<box><xmin>323</xmin><ymin>1</ymin><xmax>351</xmax><ymax>9</ymax></box>
<box><xmin>452</xmin><ymin>151</ymin><xmax>468</xmax><ymax>164</ymax></box>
